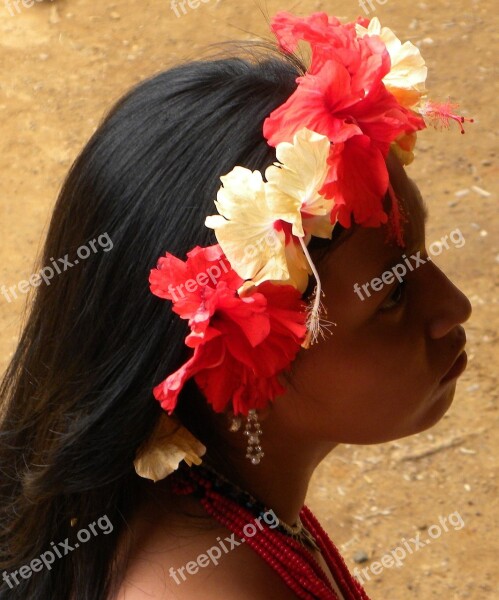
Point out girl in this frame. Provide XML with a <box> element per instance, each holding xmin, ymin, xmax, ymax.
<box><xmin>0</xmin><ymin>11</ymin><xmax>472</xmax><ymax>600</ymax></box>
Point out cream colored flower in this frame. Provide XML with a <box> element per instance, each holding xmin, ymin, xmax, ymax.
<box><xmin>134</xmin><ymin>413</ymin><xmax>206</xmax><ymax>482</ymax></box>
<box><xmin>205</xmin><ymin>128</ymin><xmax>333</xmax><ymax>293</ymax></box>
<box><xmin>356</xmin><ymin>18</ymin><xmax>427</xmax><ymax>108</ymax></box>
<box><xmin>283</xmin><ymin>237</ymin><xmax>312</xmax><ymax>292</ymax></box>
<box><xmin>205</xmin><ymin>166</ymin><xmax>290</xmax><ymax>285</ymax></box>
<box><xmin>265</xmin><ymin>128</ymin><xmax>333</xmax><ymax>239</ymax></box>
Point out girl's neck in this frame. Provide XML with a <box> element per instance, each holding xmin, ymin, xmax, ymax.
<box><xmin>204</xmin><ymin>433</ymin><xmax>338</xmax><ymax>525</ymax></box>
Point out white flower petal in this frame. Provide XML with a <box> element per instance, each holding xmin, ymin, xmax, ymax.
<box><xmin>356</xmin><ymin>19</ymin><xmax>427</xmax><ymax>107</ymax></box>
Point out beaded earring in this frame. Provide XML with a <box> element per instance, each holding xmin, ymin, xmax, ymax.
<box><xmin>228</xmin><ymin>412</ymin><xmax>242</xmax><ymax>432</ymax></box>
<box><xmin>244</xmin><ymin>409</ymin><xmax>264</xmax><ymax>465</ymax></box>
<box><xmin>228</xmin><ymin>410</ymin><xmax>264</xmax><ymax>464</ymax></box>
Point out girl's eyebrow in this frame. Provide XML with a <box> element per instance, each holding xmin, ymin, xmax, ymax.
<box><xmin>377</xmin><ymin>234</ymin><xmax>426</xmax><ymax>281</ymax></box>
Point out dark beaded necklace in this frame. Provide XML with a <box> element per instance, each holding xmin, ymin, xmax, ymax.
<box><xmin>171</xmin><ymin>463</ymin><xmax>371</xmax><ymax>600</ymax></box>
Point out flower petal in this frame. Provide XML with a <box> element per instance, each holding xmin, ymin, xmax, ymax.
<box><xmin>322</xmin><ymin>135</ymin><xmax>389</xmax><ymax>228</ymax></box>
<box><xmin>133</xmin><ymin>413</ymin><xmax>206</xmax><ymax>482</ymax></box>
<box><xmin>356</xmin><ymin>18</ymin><xmax>427</xmax><ymax>108</ymax></box>
<box><xmin>205</xmin><ymin>167</ymin><xmax>290</xmax><ymax>283</ymax></box>
<box><xmin>265</xmin><ymin>128</ymin><xmax>333</xmax><ymax>239</ymax></box>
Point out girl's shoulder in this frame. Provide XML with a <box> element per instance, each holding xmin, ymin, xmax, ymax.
<box><xmin>116</xmin><ymin>548</ymin><xmax>299</xmax><ymax>599</ymax></box>
<box><xmin>113</xmin><ymin>493</ymin><xmax>298</xmax><ymax>600</ymax></box>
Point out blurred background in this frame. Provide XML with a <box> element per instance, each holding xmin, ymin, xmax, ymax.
<box><xmin>0</xmin><ymin>0</ymin><xmax>497</xmax><ymax>597</ymax></box>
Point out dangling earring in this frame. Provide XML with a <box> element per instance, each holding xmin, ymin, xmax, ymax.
<box><xmin>244</xmin><ymin>409</ymin><xmax>264</xmax><ymax>465</ymax></box>
<box><xmin>227</xmin><ymin>411</ymin><xmax>242</xmax><ymax>432</ymax></box>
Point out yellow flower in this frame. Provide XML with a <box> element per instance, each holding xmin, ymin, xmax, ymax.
<box><xmin>205</xmin><ymin>128</ymin><xmax>332</xmax><ymax>292</ymax></box>
<box><xmin>391</xmin><ymin>131</ymin><xmax>418</xmax><ymax>166</ymax></box>
<box><xmin>134</xmin><ymin>413</ymin><xmax>206</xmax><ymax>482</ymax></box>
<box><xmin>356</xmin><ymin>18</ymin><xmax>427</xmax><ymax>108</ymax></box>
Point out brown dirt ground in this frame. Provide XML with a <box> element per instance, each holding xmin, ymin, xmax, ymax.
<box><xmin>0</xmin><ymin>0</ymin><xmax>497</xmax><ymax>598</ymax></box>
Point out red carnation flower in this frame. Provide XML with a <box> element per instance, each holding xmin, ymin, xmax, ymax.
<box><xmin>150</xmin><ymin>244</ymin><xmax>307</xmax><ymax>416</ymax></box>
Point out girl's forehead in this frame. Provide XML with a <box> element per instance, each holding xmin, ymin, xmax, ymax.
<box><xmin>321</xmin><ymin>174</ymin><xmax>428</xmax><ymax>291</ymax></box>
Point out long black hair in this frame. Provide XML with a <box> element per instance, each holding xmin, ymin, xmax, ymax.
<box><xmin>0</xmin><ymin>43</ymin><xmax>311</xmax><ymax>599</ymax></box>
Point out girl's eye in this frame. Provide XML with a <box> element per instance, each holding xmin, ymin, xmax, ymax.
<box><xmin>379</xmin><ymin>280</ymin><xmax>407</xmax><ymax>311</ymax></box>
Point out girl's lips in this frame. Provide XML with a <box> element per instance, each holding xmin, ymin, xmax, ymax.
<box><xmin>440</xmin><ymin>350</ymin><xmax>468</xmax><ymax>384</ymax></box>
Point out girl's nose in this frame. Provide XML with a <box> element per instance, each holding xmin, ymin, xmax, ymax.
<box><xmin>427</xmin><ymin>266</ymin><xmax>472</xmax><ymax>340</ymax></box>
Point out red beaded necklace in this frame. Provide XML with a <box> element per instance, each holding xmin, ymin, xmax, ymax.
<box><xmin>171</xmin><ymin>465</ymin><xmax>371</xmax><ymax>600</ymax></box>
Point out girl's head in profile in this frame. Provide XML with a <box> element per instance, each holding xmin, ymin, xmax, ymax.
<box><xmin>0</xmin><ymin>12</ymin><xmax>472</xmax><ymax>600</ymax></box>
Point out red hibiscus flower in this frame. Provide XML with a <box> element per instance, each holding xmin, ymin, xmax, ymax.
<box><xmin>150</xmin><ymin>244</ymin><xmax>307</xmax><ymax>416</ymax></box>
<box><xmin>264</xmin><ymin>12</ymin><xmax>426</xmax><ymax>229</ymax></box>
<box><xmin>270</xmin><ymin>11</ymin><xmax>370</xmax><ymax>74</ymax></box>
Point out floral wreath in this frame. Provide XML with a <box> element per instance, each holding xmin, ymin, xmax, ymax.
<box><xmin>134</xmin><ymin>12</ymin><xmax>472</xmax><ymax>481</ymax></box>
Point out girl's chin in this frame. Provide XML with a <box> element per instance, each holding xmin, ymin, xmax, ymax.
<box><xmin>416</xmin><ymin>385</ymin><xmax>457</xmax><ymax>432</ymax></box>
